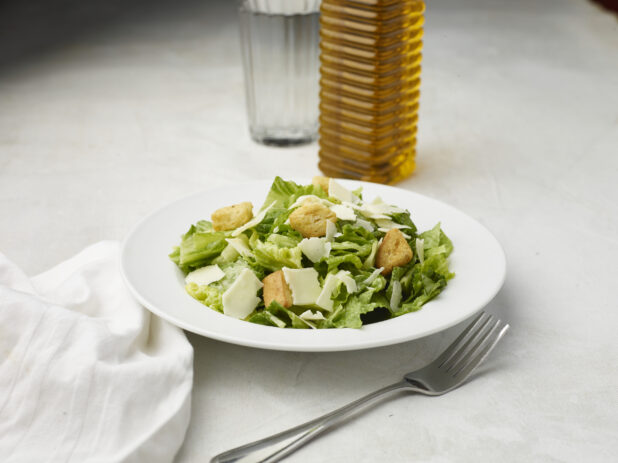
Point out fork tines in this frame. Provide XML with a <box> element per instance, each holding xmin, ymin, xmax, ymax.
<box><xmin>438</xmin><ymin>311</ymin><xmax>509</xmax><ymax>380</ymax></box>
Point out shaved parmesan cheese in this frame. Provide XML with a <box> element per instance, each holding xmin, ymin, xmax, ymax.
<box><xmin>365</xmin><ymin>213</ymin><xmax>390</xmax><ymax>221</ymax></box>
<box><xmin>231</xmin><ymin>202</ymin><xmax>274</xmax><ymax>237</ymax></box>
<box><xmin>356</xmin><ymin>205</ymin><xmax>389</xmax><ymax>220</ymax></box>
<box><xmin>356</xmin><ymin>197</ymin><xmax>405</xmax><ymax>220</ymax></box>
<box><xmin>282</xmin><ymin>267</ymin><xmax>322</xmax><ymax>305</ymax></box>
<box><xmin>363</xmin><ymin>240</ymin><xmax>380</xmax><ymax>268</ymax></box>
<box><xmin>390</xmin><ymin>280</ymin><xmax>402</xmax><ymax>312</ymax></box>
<box><xmin>226</xmin><ymin>237</ymin><xmax>253</xmax><ymax>257</ymax></box>
<box><xmin>328</xmin><ymin>179</ymin><xmax>354</xmax><ymax>203</ymax></box>
<box><xmin>355</xmin><ymin>218</ymin><xmax>375</xmax><ymax>232</ymax></box>
<box><xmin>336</xmin><ymin>270</ymin><xmax>357</xmax><ymax>294</ymax></box>
<box><xmin>330</xmin><ymin>204</ymin><xmax>357</xmax><ymax>221</ymax></box>
<box><xmin>374</xmin><ymin>219</ymin><xmax>412</xmax><ymax>230</ymax></box>
<box><xmin>325</xmin><ymin>220</ymin><xmax>337</xmax><ymax>242</ymax></box>
<box><xmin>342</xmin><ymin>201</ymin><xmax>362</xmax><ymax>210</ymax></box>
<box><xmin>222</xmin><ymin>268</ymin><xmax>263</xmax><ymax>319</ymax></box>
<box><xmin>363</xmin><ymin>267</ymin><xmax>384</xmax><ymax>285</ymax></box>
<box><xmin>371</xmin><ymin>196</ymin><xmax>405</xmax><ymax>213</ymax></box>
<box><xmin>185</xmin><ymin>264</ymin><xmax>225</xmax><ymax>286</ymax></box>
<box><xmin>315</xmin><ymin>271</ymin><xmax>358</xmax><ymax>311</ymax></box>
<box><xmin>315</xmin><ymin>273</ymin><xmax>339</xmax><ymax>311</ymax></box>
<box><xmin>298</xmin><ymin>309</ymin><xmax>325</xmax><ymax>328</ymax></box>
<box><xmin>289</xmin><ymin>195</ymin><xmax>333</xmax><ymax>209</ymax></box>
<box><xmin>416</xmin><ymin>238</ymin><xmax>425</xmax><ymax>264</ymax></box>
<box><xmin>377</xmin><ymin>227</ymin><xmax>411</xmax><ymax>239</ymax></box>
<box><xmin>298</xmin><ymin>237</ymin><xmax>331</xmax><ymax>263</ymax></box>
<box><xmin>299</xmin><ymin>310</ymin><xmax>325</xmax><ymax>321</ymax></box>
<box><xmin>219</xmin><ymin>244</ymin><xmax>240</xmax><ymax>261</ymax></box>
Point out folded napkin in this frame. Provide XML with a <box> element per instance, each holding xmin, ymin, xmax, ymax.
<box><xmin>0</xmin><ymin>241</ymin><xmax>193</xmax><ymax>463</ymax></box>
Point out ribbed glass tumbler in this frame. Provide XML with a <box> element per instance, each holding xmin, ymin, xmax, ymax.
<box><xmin>239</xmin><ymin>0</ymin><xmax>321</xmax><ymax>146</ymax></box>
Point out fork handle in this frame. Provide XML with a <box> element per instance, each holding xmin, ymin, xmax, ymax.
<box><xmin>210</xmin><ymin>380</ymin><xmax>411</xmax><ymax>463</ymax></box>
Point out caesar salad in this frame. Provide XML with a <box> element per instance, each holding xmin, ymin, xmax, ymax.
<box><xmin>170</xmin><ymin>177</ymin><xmax>454</xmax><ymax>329</ymax></box>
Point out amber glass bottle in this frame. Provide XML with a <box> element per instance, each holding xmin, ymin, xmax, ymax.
<box><xmin>318</xmin><ymin>0</ymin><xmax>425</xmax><ymax>184</ymax></box>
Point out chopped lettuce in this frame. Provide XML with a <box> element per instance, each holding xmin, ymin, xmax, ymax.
<box><xmin>169</xmin><ymin>220</ymin><xmax>228</xmax><ymax>273</ymax></box>
<box><xmin>186</xmin><ymin>283</ymin><xmax>223</xmax><ymax>312</ymax></box>
<box><xmin>385</xmin><ymin>225</ymin><xmax>455</xmax><ymax>317</ymax></box>
<box><xmin>324</xmin><ymin>272</ymin><xmax>388</xmax><ymax>329</ymax></box>
<box><xmin>390</xmin><ymin>212</ymin><xmax>418</xmax><ymax>237</ymax></box>
<box><xmin>261</xmin><ymin>176</ymin><xmax>328</xmax><ymax>210</ymax></box>
<box><xmin>252</xmin><ymin>240</ymin><xmax>303</xmax><ymax>272</ymax></box>
<box><xmin>170</xmin><ymin>177</ymin><xmax>454</xmax><ymax>329</ymax></box>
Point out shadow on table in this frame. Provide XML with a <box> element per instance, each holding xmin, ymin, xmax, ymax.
<box><xmin>590</xmin><ymin>0</ymin><xmax>618</xmax><ymax>14</ymax></box>
<box><xmin>0</xmin><ymin>0</ymin><xmax>234</xmax><ymax>75</ymax></box>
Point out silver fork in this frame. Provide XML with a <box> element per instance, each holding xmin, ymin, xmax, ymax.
<box><xmin>211</xmin><ymin>311</ymin><xmax>509</xmax><ymax>463</ymax></box>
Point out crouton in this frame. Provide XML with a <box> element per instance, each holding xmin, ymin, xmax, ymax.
<box><xmin>212</xmin><ymin>202</ymin><xmax>253</xmax><ymax>231</ymax></box>
<box><xmin>312</xmin><ymin>176</ymin><xmax>330</xmax><ymax>194</ymax></box>
<box><xmin>289</xmin><ymin>201</ymin><xmax>337</xmax><ymax>238</ymax></box>
<box><xmin>263</xmin><ymin>270</ymin><xmax>293</xmax><ymax>308</ymax></box>
<box><xmin>376</xmin><ymin>229</ymin><xmax>413</xmax><ymax>275</ymax></box>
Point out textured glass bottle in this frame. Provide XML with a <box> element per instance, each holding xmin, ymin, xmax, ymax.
<box><xmin>318</xmin><ymin>0</ymin><xmax>425</xmax><ymax>184</ymax></box>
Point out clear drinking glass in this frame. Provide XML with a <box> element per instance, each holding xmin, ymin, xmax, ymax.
<box><xmin>239</xmin><ymin>0</ymin><xmax>321</xmax><ymax>146</ymax></box>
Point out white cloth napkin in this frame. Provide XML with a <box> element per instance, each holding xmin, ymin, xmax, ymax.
<box><xmin>0</xmin><ymin>241</ymin><xmax>193</xmax><ymax>463</ymax></box>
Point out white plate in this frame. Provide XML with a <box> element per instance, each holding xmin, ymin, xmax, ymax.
<box><xmin>121</xmin><ymin>179</ymin><xmax>506</xmax><ymax>352</ymax></box>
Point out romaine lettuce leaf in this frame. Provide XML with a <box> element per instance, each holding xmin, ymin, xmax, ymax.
<box><xmin>267</xmin><ymin>233</ymin><xmax>301</xmax><ymax>248</ymax></box>
<box><xmin>263</xmin><ymin>301</ymin><xmax>311</xmax><ymax>329</ymax></box>
<box><xmin>390</xmin><ymin>211</ymin><xmax>418</xmax><ymax>237</ymax></box>
<box><xmin>186</xmin><ymin>283</ymin><xmax>223</xmax><ymax>312</ymax></box>
<box><xmin>338</xmin><ymin>223</ymin><xmax>376</xmax><ymax>245</ymax></box>
<box><xmin>319</xmin><ymin>268</ymin><xmax>389</xmax><ymax>328</ymax></box>
<box><xmin>325</xmin><ymin>286</ymin><xmax>388</xmax><ymax>329</ymax></box>
<box><xmin>420</xmin><ymin>223</ymin><xmax>453</xmax><ymax>255</ymax></box>
<box><xmin>390</xmin><ymin>223</ymin><xmax>455</xmax><ymax>316</ymax></box>
<box><xmin>318</xmin><ymin>253</ymin><xmax>364</xmax><ymax>274</ymax></box>
<box><xmin>245</xmin><ymin>312</ymin><xmax>278</xmax><ymax>327</ymax></box>
<box><xmin>330</xmin><ymin>240</ymin><xmax>373</xmax><ymax>257</ymax></box>
<box><xmin>319</xmin><ymin>223</ymin><xmax>377</xmax><ymax>273</ymax></box>
<box><xmin>261</xmin><ymin>176</ymin><xmax>327</xmax><ymax>210</ymax></box>
<box><xmin>250</xmin><ymin>239</ymin><xmax>302</xmax><ymax>272</ymax></box>
<box><xmin>363</xmin><ymin>240</ymin><xmax>379</xmax><ymax>269</ymax></box>
<box><xmin>245</xmin><ymin>310</ymin><xmax>289</xmax><ymax>328</ymax></box>
<box><xmin>169</xmin><ymin>221</ymin><xmax>228</xmax><ymax>273</ymax></box>
<box><xmin>253</xmin><ymin>207</ymin><xmax>293</xmax><ymax>239</ymax></box>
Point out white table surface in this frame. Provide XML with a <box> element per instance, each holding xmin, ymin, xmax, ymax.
<box><xmin>1</xmin><ymin>0</ymin><xmax>617</xmax><ymax>461</ymax></box>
